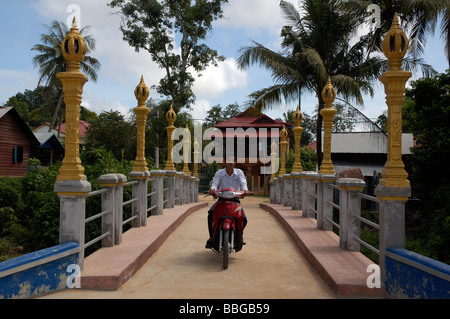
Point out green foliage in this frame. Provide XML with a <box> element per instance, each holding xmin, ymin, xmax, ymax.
<box><xmin>401</xmin><ymin>70</ymin><xmax>450</xmax><ymax>264</ymax></box>
<box><xmin>0</xmin><ymin>149</ymin><xmax>139</xmax><ymax>261</ymax></box>
<box><xmin>203</xmin><ymin>103</ymin><xmax>242</xmax><ymax>128</ymax></box>
<box><xmin>81</xmin><ymin>148</ymin><xmax>134</xmax><ymax>184</ymax></box>
<box><xmin>146</xmin><ymin>99</ymin><xmax>192</xmax><ymax>167</ymax></box>
<box><xmin>85</xmin><ymin>110</ymin><xmax>136</xmax><ymax>161</ymax></box>
<box><xmin>0</xmin><ymin>178</ymin><xmax>21</xmax><ymax>210</ymax></box>
<box><xmin>108</xmin><ymin>0</ymin><xmax>228</xmax><ymax>110</ymax></box>
<box><xmin>285</xmin><ymin>147</ymin><xmax>317</xmax><ymax>174</ymax></box>
<box><xmin>237</xmin><ymin>0</ymin><xmax>386</xmax><ymax>167</ymax></box>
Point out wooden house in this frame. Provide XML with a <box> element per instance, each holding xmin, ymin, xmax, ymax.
<box><xmin>0</xmin><ymin>107</ymin><xmax>40</xmax><ymax>177</ymax></box>
<box><xmin>213</xmin><ymin>106</ymin><xmax>292</xmax><ymax>195</ymax></box>
<box><xmin>33</xmin><ymin>120</ymin><xmax>90</xmax><ymax>146</ymax></box>
<box><xmin>0</xmin><ymin>106</ymin><xmax>65</xmax><ymax>177</ymax></box>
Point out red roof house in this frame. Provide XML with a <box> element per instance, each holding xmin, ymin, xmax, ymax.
<box><xmin>213</xmin><ymin>106</ymin><xmax>292</xmax><ymax>194</ymax></box>
<box><xmin>33</xmin><ymin>120</ymin><xmax>90</xmax><ymax>145</ymax></box>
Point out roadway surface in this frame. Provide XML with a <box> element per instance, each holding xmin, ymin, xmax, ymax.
<box><xmin>41</xmin><ymin>196</ymin><xmax>335</xmax><ymax>299</ymax></box>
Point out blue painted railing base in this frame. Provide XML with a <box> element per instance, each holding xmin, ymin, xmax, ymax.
<box><xmin>0</xmin><ymin>242</ymin><xmax>80</xmax><ymax>299</ymax></box>
<box><xmin>385</xmin><ymin>247</ymin><xmax>450</xmax><ymax>299</ymax></box>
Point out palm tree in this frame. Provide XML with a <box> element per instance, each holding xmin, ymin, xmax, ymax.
<box><xmin>344</xmin><ymin>0</ymin><xmax>449</xmax><ymax>69</ymax></box>
<box><xmin>237</xmin><ymin>0</ymin><xmax>385</xmax><ymax>166</ymax></box>
<box><xmin>31</xmin><ymin>20</ymin><xmax>100</xmax><ymax>133</ymax></box>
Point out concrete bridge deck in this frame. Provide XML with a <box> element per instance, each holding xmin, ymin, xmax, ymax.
<box><xmin>40</xmin><ymin>197</ymin><xmax>385</xmax><ymax>299</ymax></box>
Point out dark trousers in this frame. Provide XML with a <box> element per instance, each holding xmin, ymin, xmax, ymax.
<box><xmin>207</xmin><ymin>198</ymin><xmax>247</xmax><ymax>238</ymax></box>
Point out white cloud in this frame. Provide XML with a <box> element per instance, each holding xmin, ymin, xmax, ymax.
<box><xmin>191</xmin><ymin>99</ymin><xmax>212</xmax><ymax>122</ymax></box>
<box><xmin>0</xmin><ymin>69</ymin><xmax>38</xmax><ymax>104</ymax></box>
<box><xmin>218</xmin><ymin>0</ymin><xmax>284</xmax><ymax>32</ymax></box>
<box><xmin>34</xmin><ymin>0</ymin><xmax>164</xmax><ymax>91</ymax></box>
<box><xmin>193</xmin><ymin>58</ymin><xmax>247</xmax><ymax>99</ymax></box>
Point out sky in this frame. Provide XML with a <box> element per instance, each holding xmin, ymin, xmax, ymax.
<box><xmin>0</xmin><ymin>0</ymin><xmax>448</xmax><ymax>126</ymax></box>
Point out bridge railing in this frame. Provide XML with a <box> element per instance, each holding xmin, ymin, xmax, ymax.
<box><xmin>64</xmin><ymin>171</ymin><xmax>199</xmax><ymax>268</ymax></box>
<box><xmin>272</xmin><ymin>174</ymin><xmax>381</xmax><ymax>257</ymax></box>
<box><xmin>270</xmin><ymin>172</ymin><xmax>450</xmax><ymax>298</ymax></box>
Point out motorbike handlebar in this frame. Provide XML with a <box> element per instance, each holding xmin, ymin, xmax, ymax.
<box><xmin>202</xmin><ymin>190</ymin><xmax>254</xmax><ymax>198</ymax></box>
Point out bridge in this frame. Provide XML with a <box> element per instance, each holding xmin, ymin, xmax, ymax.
<box><xmin>39</xmin><ymin>197</ymin><xmax>337</xmax><ymax>299</ymax></box>
<box><xmin>0</xmin><ymin>16</ymin><xmax>449</xmax><ymax>300</ymax></box>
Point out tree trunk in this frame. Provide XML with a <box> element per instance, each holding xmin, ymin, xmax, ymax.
<box><xmin>48</xmin><ymin>91</ymin><xmax>64</xmax><ymax>133</ymax></box>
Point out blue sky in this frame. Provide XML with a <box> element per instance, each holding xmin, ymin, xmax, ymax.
<box><xmin>0</xmin><ymin>0</ymin><xmax>448</xmax><ymax>125</ymax></box>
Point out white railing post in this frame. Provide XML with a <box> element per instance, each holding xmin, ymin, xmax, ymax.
<box><xmin>129</xmin><ymin>171</ymin><xmax>150</xmax><ymax>227</ymax></box>
<box><xmin>175</xmin><ymin>171</ymin><xmax>184</xmax><ymax>205</ymax></box>
<box><xmin>269</xmin><ymin>179</ymin><xmax>275</xmax><ymax>204</ymax></box>
<box><xmin>336</xmin><ymin>178</ymin><xmax>366</xmax><ymax>251</ymax></box>
<box><xmin>278</xmin><ymin>175</ymin><xmax>285</xmax><ymax>205</ymax></box>
<box><xmin>317</xmin><ymin>174</ymin><xmax>336</xmax><ymax>230</ymax></box>
<box><xmin>113</xmin><ymin>174</ymin><xmax>127</xmax><ymax>245</ymax></box>
<box><xmin>165</xmin><ymin>170</ymin><xmax>177</xmax><ymax>208</ymax></box>
<box><xmin>271</xmin><ymin>177</ymin><xmax>279</xmax><ymax>204</ymax></box>
<box><xmin>188</xmin><ymin>175</ymin><xmax>194</xmax><ymax>203</ymax></box>
<box><xmin>291</xmin><ymin>172</ymin><xmax>302</xmax><ymax>211</ymax></box>
<box><xmin>98</xmin><ymin>174</ymin><xmax>118</xmax><ymax>247</ymax></box>
<box><xmin>55</xmin><ymin>179</ymin><xmax>91</xmax><ymax>270</ymax></box>
<box><xmin>283</xmin><ymin>174</ymin><xmax>293</xmax><ymax>207</ymax></box>
<box><xmin>182</xmin><ymin>173</ymin><xmax>189</xmax><ymax>204</ymax></box>
<box><xmin>375</xmin><ymin>185</ymin><xmax>410</xmax><ymax>283</ymax></box>
<box><xmin>301</xmin><ymin>171</ymin><xmax>317</xmax><ymax>218</ymax></box>
<box><xmin>150</xmin><ymin>170</ymin><xmax>165</xmax><ymax>215</ymax></box>
<box><xmin>194</xmin><ymin>177</ymin><xmax>199</xmax><ymax>202</ymax></box>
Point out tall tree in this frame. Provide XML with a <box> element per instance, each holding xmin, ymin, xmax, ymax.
<box><xmin>401</xmin><ymin>70</ymin><xmax>450</xmax><ymax>263</ymax></box>
<box><xmin>31</xmin><ymin>20</ymin><xmax>100</xmax><ymax>132</ymax></box>
<box><xmin>237</xmin><ymin>0</ymin><xmax>385</xmax><ymax>166</ymax></box>
<box><xmin>344</xmin><ymin>0</ymin><xmax>449</xmax><ymax>69</ymax></box>
<box><xmin>109</xmin><ymin>0</ymin><xmax>228</xmax><ymax>112</ymax></box>
<box><xmin>204</xmin><ymin>103</ymin><xmax>242</xmax><ymax>127</ymax></box>
<box><xmin>85</xmin><ymin>110</ymin><xmax>135</xmax><ymax>161</ymax></box>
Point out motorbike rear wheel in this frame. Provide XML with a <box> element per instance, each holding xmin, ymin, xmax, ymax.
<box><xmin>222</xmin><ymin>229</ymin><xmax>230</xmax><ymax>269</ymax></box>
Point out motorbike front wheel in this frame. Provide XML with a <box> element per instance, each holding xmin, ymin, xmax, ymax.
<box><xmin>222</xmin><ymin>229</ymin><xmax>230</xmax><ymax>269</ymax></box>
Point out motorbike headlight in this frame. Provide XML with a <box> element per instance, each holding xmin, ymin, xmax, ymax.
<box><xmin>221</xmin><ymin>191</ymin><xmax>236</xmax><ymax>199</ymax></box>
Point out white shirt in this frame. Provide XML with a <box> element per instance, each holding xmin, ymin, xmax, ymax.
<box><xmin>210</xmin><ymin>168</ymin><xmax>248</xmax><ymax>191</ymax></box>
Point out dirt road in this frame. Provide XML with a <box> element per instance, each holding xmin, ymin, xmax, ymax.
<box><xmin>41</xmin><ymin>196</ymin><xmax>335</xmax><ymax>299</ymax></box>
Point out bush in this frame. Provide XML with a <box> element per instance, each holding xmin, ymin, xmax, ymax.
<box><xmin>285</xmin><ymin>147</ymin><xmax>317</xmax><ymax>174</ymax></box>
<box><xmin>0</xmin><ymin>178</ymin><xmax>21</xmax><ymax>210</ymax></box>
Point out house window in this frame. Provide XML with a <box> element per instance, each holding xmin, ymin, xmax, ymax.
<box><xmin>13</xmin><ymin>146</ymin><xmax>24</xmax><ymax>163</ymax></box>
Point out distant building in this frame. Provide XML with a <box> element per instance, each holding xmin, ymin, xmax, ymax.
<box><xmin>213</xmin><ymin>106</ymin><xmax>292</xmax><ymax>195</ymax></box>
<box><xmin>0</xmin><ymin>106</ymin><xmax>65</xmax><ymax>177</ymax></box>
<box><xmin>309</xmin><ymin>131</ymin><xmax>414</xmax><ymax>192</ymax></box>
<box><xmin>33</xmin><ymin>120</ymin><xmax>90</xmax><ymax>146</ymax></box>
<box><xmin>32</xmin><ymin>132</ymin><xmax>65</xmax><ymax>166</ymax></box>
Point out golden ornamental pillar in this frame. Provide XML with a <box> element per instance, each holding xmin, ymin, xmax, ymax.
<box><xmin>132</xmin><ymin>76</ymin><xmax>150</xmax><ymax>172</ymax></box>
<box><xmin>270</xmin><ymin>140</ymin><xmax>278</xmax><ymax>180</ymax></box>
<box><xmin>165</xmin><ymin>105</ymin><xmax>177</xmax><ymax>171</ymax></box>
<box><xmin>56</xmin><ymin>18</ymin><xmax>89</xmax><ymax>182</ymax></box>
<box><xmin>377</xmin><ymin>13</ymin><xmax>411</xmax><ymax>189</ymax></box>
<box><xmin>279</xmin><ymin>125</ymin><xmax>288</xmax><ymax>176</ymax></box>
<box><xmin>375</xmin><ymin>15</ymin><xmax>412</xmax><ymax>283</ymax></box>
<box><xmin>193</xmin><ymin>138</ymin><xmax>199</xmax><ymax>179</ymax></box>
<box><xmin>292</xmin><ymin>105</ymin><xmax>304</xmax><ymax>173</ymax></box>
<box><xmin>318</xmin><ymin>77</ymin><xmax>337</xmax><ymax>175</ymax></box>
<box><xmin>182</xmin><ymin>125</ymin><xmax>191</xmax><ymax>175</ymax></box>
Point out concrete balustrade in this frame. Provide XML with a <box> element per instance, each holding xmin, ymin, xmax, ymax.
<box><xmin>55</xmin><ymin>171</ymin><xmax>199</xmax><ymax>271</ymax></box>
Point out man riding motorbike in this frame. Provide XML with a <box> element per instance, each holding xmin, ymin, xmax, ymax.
<box><xmin>205</xmin><ymin>156</ymin><xmax>250</xmax><ymax>249</ymax></box>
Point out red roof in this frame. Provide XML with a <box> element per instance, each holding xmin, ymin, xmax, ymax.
<box><xmin>35</xmin><ymin>121</ymin><xmax>90</xmax><ymax>137</ymax></box>
<box><xmin>308</xmin><ymin>141</ymin><xmax>317</xmax><ymax>150</ymax></box>
<box><xmin>214</xmin><ymin>107</ymin><xmax>292</xmax><ymax>129</ymax></box>
<box><xmin>59</xmin><ymin>120</ymin><xmax>90</xmax><ymax>137</ymax></box>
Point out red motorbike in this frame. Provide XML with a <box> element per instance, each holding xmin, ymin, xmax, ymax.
<box><xmin>208</xmin><ymin>188</ymin><xmax>250</xmax><ymax>269</ymax></box>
